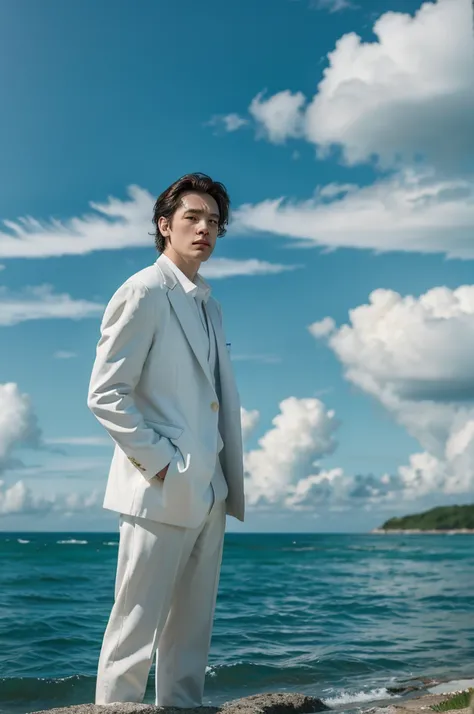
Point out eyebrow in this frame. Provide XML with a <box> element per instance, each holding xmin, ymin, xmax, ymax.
<box><xmin>182</xmin><ymin>207</ymin><xmax>220</xmax><ymax>220</ymax></box>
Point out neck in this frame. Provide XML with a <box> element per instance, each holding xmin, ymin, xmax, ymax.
<box><xmin>162</xmin><ymin>247</ymin><xmax>200</xmax><ymax>282</ymax></box>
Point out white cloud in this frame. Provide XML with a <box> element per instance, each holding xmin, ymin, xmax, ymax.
<box><xmin>310</xmin><ymin>285</ymin><xmax>474</xmax><ymax>408</ymax></box>
<box><xmin>0</xmin><ymin>185</ymin><xmax>153</xmax><ymax>258</ymax></box>
<box><xmin>249</xmin><ymin>90</ymin><xmax>306</xmax><ymax>144</ymax></box>
<box><xmin>231</xmin><ymin>0</ymin><xmax>474</xmax><ymax>258</ymax></box>
<box><xmin>241</xmin><ymin>407</ymin><xmax>260</xmax><ymax>442</ymax></box>
<box><xmin>200</xmin><ymin>257</ymin><xmax>300</xmax><ymax>278</ymax></box>
<box><xmin>244</xmin><ymin>397</ymin><xmax>339</xmax><ymax>506</ymax></box>
<box><xmin>0</xmin><ymin>187</ymin><xmax>299</xmax><ymax>276</ymax></box>
<box><xmin>235</xmin><ymin>169</ymin><xmax>474</xmax><ymax>259</ymax></box>
<box><xmin>309</xmin><ymin>316</ymin><xmax>335</xmax><ymax>338</ymax></box>
<box><xmin>0</xmin><ymin>384</ymin><xmax>41</xmax><ymax>474</ymax></box>
<box><xmin>240</xmin><ymin>397</ymin><xmax>398</xmax><ymax>512</ymax></box>
<box><xmin>310</xmin><ymin>0</ymin><xmax>356</xmax><ymax>11</ymax></box>
<box><xmin>310</xmin><ymin>284</ymin><xmax>474</xmax><ymax>497</ymax></box>
<box><xmin>6</xmin><ymin>455</ymin><xmax>111</xmax><ymax>480</ymax></box>
<box><xmin>247</xmin><ymin>0</ymin><xmax>473</xmax><ymax>173</ymax></box>
<box><xmin>207</xmin><ymin>113</ymin><xmax>249</xmax><ymax>132</ymax></box>
<box><xmin>0</xmin><ymin>479</ymin><xmax>101</xmax><ymax>516</ymax></box>
<box><xmin>0</xmin><ymin>285</ymin><xmax>104</xmax><ymax>326</ymax></box>
<box><xmin>232</xmin><ymin>354</ymin><xmax>281</xmax><ymax>364</ymax></box>
<box><xmin>53</xmin><ymin>351</ymin><xmax>77</xmax><ymax>360</ymax></box>
<box><xmin>45</xmin><ymin>436</ymin><xmax>112</xmax><ymax>447</ymax></box>
<box><xmin>285</xmin><ymin>468</ymin><xmax>402</xmax><ymax>510</ymax></box>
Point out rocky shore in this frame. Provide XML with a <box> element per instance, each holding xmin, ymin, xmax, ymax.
<box><xmin>30</xmin><ymin>689</ymin><xmax>474</xmax><ymax>714</ymax></box>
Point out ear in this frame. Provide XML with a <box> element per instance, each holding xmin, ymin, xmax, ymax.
<box><xmin>158</xmin><ymin>216</ymin><xmax>170</xmax><ymax>237</ymax></box>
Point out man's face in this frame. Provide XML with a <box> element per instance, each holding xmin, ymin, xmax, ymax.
<box><xmin>159</xmin><ymin>191</ymin><xmax>220</xmax><ymax>265</ymax></box>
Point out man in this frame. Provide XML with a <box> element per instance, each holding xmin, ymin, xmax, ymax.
<box><xmin>87</xmin><ymin>173</ymin><xmax>245</xmax><ymax>707</ymax></box>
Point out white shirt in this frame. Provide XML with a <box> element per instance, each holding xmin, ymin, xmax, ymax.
<box><xmin>159</xmin><ymin>254</ymin><xmax>228</xmax><ymax>507</ymax></box>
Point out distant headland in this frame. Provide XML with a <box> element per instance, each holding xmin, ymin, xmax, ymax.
<box><xmin>372</xmin><ymin>504</ymin><xmax>474</xmax><ymax>534</ymax></box>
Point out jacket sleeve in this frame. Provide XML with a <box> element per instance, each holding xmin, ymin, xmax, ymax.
<box><xmin>87</xmin><ymin>279</ymin><xmax>176</xmax><ymax>480</ymax></box>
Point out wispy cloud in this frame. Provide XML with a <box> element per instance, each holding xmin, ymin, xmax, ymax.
<box><xmin>45</xmin><ymin>436</ymin><xmax>112</xmax><ymax>447</ymax></box>
<box><xmin>201</xmin><ymin>258</ymin><xmax>300</xmax><ymax>278</ymax></box>
<box><xmin>0</xmin><ymin>285</ymin><xmax>104</xmax><ymax>326</ymax></box>
<box><xmin>232</xmin><ymin>353</ymin><xmax>282</xmax><ymax>364</ymax></box>
<box><xmin>0</xmin><ymin>186</ymin><xmax>299</xmax><ymax>276</ymax></box>
<box><xmin>309</xmin><ymin>0</ymin><xmax>357</xmax><ymax>12</ymax></box>
<box><xmin>206</xmin><ymin>113</ymin><xmax>249</xmax><ymax>133</ymax></box>
<box><xmin>53</xmin><ymin>351</ymin><xmax>78</xmax><ymax>360</ymax></box>
<box><xmin>235</xmin><ymin>171</ymin><xmax>474</xmax><ymax>259</ymax></box>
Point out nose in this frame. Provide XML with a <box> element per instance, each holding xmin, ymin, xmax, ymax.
<box><xmin>197</xmin><ymin>220</ymin><xmax>210</xmax><ymax>236</ymax></box>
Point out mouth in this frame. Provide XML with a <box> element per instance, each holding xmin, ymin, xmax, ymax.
<box><xmin>193</xmin><ymin>241</ymin><xmax>211</xmax><ymax>248</ymax></box>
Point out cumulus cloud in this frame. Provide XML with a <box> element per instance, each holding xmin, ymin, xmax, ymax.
<box><xmin>0</xmin><ymin>479</ymin><xmax>101</xmax><ymax>516</ymax></box>
<box><xmin>310</xmin><ymin>284</ymin><xmax>474</xmax><ymax>497</ymax></box>
<box><xmin>244</xmin><ymin>397</ymin><xmax>339</xmax><ymax>506</ymax></box>
<box><xmin>240</xmin><ymin>396</ymin><xmax>399</xmax><ymax>511</ymax></box>
<box><xmin>249</xmin><ymin>91</ymin><xmax>306</xmax><ymax>144</ymax></box>
<box><xmin>241</xmin><ymin>407</ymin><xmax>260</xmax><ymax>442</ymax></box>
<box><xmin>0</xmin><ymin>285</ymin><xmax>104</xmax><ymax>326</ymax></box>
<box><xmin>0</xmin><ymin>384</ymin><xmax>41</xmax><ymax>474</ymax></box>
<box><xmin>247</xmin><ymin>0</ymin><xmax>473</xmax><ymax>173</ymax></box>
<box><xmin>230</xmin><ymin>0</ymin><xmax>474</xmax><ymax>258</ymax></box>
<box><xmin>284</xmin><ymin>468</ymin><xmax>401</xmax><ymax>510</ymax></box>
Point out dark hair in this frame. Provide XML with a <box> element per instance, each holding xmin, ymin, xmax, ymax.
<box><xmin>152</xmin><ymin>173</ymin><xmax>230</xmax><ymax>253</ymax></box>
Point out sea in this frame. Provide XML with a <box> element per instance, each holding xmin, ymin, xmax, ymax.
<box><xmin>1</xmin><ymin>532</ymin><xmax>473</xmax><ymax>714</ymax></box>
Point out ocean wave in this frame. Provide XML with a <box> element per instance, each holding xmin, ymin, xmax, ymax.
<box><xmin>56</xmin><ymin>539</ymin><xmax>88</xmax><ymax>545</ymax></box>
<box><xmin>103</xmin><ymin>541</ymin><xmax>118</xmax><ymax>546</ymax></box>
<box><xmin>323</xmin><ymin>687</ymin><xmax>395</xmax><ymax>706</ymax></box>
<box><xmin>0</xmin><ymin>674</ymin><xmax>95</xmax><ymax>702</ymax></box>
<box><xmin>17</xmin><ymin>539</ymin><xmax>30</xmax><ymax>544</ymax></box>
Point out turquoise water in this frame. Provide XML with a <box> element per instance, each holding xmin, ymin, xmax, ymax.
<box><xmin>1</xmin><ymin>532</ymin><xmax>473</xmax><ymax>714</ymax></box>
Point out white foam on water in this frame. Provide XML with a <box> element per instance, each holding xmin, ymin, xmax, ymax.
<box><xmin>323</xmin><ymin>688</ymin><xmax>393</xmax><ymax>706</ymax></box>
<box><xmin>103</xmin><ymin>541</ymin><xmax>118</xmax><ymax>546</ymax></box>
<box><xmin>56</xmin><ymin>539</ymin><xmax>88</xmax><ymax>544</ymax></box>
<box><xmin>17</xmin><ymin>539</ymin><xmax>30</xmax><ymax>544</ymax></box>
<box><xmin>429</xmin><ymin>679</ymin><xmax>474</xmax><ymax>694</ymax></box>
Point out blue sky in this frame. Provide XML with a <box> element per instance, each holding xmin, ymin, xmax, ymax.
<box><xmin>1</xmin><ymin>0</ymin><xmax>473</xmax><ymax>532</ymax></box>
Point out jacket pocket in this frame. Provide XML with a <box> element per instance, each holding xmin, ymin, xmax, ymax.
<box><xmin>145</xmin><ymin>420</ymin><xmax>184</xmax><ymax>441</ymax></box>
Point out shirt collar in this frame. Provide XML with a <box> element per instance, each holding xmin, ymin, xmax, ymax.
<box><xmin>160</xmin><ymin>253</ymin><xmax>211</xmax><ymax>303</ymax></box>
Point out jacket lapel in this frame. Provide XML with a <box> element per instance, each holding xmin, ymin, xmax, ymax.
<box><xmin>157</xmin><ymin>256</ymin><xmax>213</xmax><ymax>386</ymax></box>
<box><xmin>206</xmin><ymin>299</ymin><xmax>240</xmax><ymax>410</ymax></box>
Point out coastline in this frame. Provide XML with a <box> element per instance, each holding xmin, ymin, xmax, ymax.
<box><xmin>28</xmin><ymin>677</ymin><xmax>474</xmax><ymax>714</ymax></box>
<box><xmin>370</xmin><ymin>529</ymin><xmax>474</xmax><ymax>535</ymax></box>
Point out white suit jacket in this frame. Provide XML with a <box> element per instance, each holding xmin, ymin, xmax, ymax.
<box><xmin>87</xmin><ymin>255</ymin><xmax>245</xmax><ymax>528</ymax></box>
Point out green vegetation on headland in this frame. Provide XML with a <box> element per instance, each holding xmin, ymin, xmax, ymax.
<box><xmin>374</xmin><ymin>504</ymin><xmax>474</xmax><ymax>533</ymax></box>
<box><xmin>431</xmin><ymin>689</ymin><xmax>473</xmax><ymax>712</ymax></box>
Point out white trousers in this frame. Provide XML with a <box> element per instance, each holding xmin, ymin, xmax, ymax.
<box><xmin>95</xmin><ymin>499</ymin><xmax>226</xmax><ymax>707</ymax></box>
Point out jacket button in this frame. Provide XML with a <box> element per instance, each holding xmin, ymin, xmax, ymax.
<box><xmin>211</xmin><ymin>401</ymin><xmax>219</xmax><ymax>412</ymax></box>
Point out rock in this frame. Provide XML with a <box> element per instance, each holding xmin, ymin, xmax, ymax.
<box><xmin>30</xmin><ymin>693</ymin><xmax>330</xmax><ymax>714</ymax></box>
<box><xmin>30</xmin><ymin>705</ymin><xmax>218</xmax><ymax>714</ymax></box>
<box><xmin>224</xmin><ymin>693</ymin><xmax>330</xmax><ymax>714</ymax></box>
